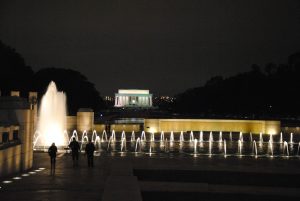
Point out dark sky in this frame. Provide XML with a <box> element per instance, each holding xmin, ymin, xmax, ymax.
<box><xmin>1</xmin><ymin>0</ymin><xmax>300</xmax><ymax>96</ymax></box>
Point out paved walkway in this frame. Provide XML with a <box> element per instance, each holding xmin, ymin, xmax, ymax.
<box><xmin>1</xmin><ymin>153</ymin><xmax>300</xmax><ymax>201</ymax></box>
<box><xmin>0</xmin><ymin>153</ymin><xmax>108</xmax><ymax>201</ymax></box>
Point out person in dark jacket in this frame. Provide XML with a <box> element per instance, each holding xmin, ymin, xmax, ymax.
<box><xmin>48</xmin><ymin>142</ymin><xmax>57</xmax><ymax>174</ymax></box>
<box><xmin>69</xmin><ymin>138</ymin><xmax>80</xmax><ymax>167</ymax></box>
<box><xmin>85</xmin><ymin>138</ymin><xmax>95</xmax><ymax>167</ymax></box>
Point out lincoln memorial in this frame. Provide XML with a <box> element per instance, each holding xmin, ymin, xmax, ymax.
<box><xmin>114</xmin><ymin>89</ymin><xmax>152</xmax><ymax>108</ymax></box>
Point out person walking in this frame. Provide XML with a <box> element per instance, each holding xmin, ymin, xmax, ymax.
<box><xmin>69</xmin><ymin>138</ymin><xmax>80</xmax><ymax>167</ymax></box>
<box><xmin>85</xmin><ymin>138</ymin><xmax>95</xmax><ymax>167</ymax></box>
<box><xmin>48</xmin><ymin>142</ymin><xmax>57</xmax><ymax>174</ymax></box>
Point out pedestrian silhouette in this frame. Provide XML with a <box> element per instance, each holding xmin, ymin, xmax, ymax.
<box><xmin>85</xmin><ymin>138</ymin><xmax>95</xmax><ymax>167</ymax></box>
<box><xmin>69</xmin><ymin>137</ymin><xmax>80</xmax><ymax>167</ymax></box>
<box><xmin>48</xmin><ymin>142</ymin><xmax>57</xmax><ymax>174</ymax></box>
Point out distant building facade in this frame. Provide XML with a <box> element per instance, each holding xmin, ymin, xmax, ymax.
<box><xmin>114</xmin><ymin>89</ymin><xmax>152</xmax><ymax>108</ymax></box>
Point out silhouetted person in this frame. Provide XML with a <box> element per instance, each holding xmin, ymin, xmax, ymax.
<box><xmin>69</xmin><ymin>138</ymin><xmax>80</xmax><ymax>167</ymax></box>
<box><xmin>48</xmin><ymin>142</ymin><xmax>57</xmax><ymax>174</ymax></box>
<box><xmin>85</xmin><ymin>139</ymin><xmax>95</xmax><ymax>167</ymax></box>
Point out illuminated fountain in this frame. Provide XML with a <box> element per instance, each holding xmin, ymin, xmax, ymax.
<box><xmin>209</xmin><ymin>131</ymin><xmax>214</xmax><ymax>142</ymax></box>
<box><xmin>150</xmin><ymin>132</ymin><xmax>155</xmax><ymax>142</ymax></box>
<box><xmin>111</xmin><ymin>130</ymin><xmax>116</xmax><ymax>142</ymax></box>
<box><xmin>160</xmin><ymin>131</ymin><xmax>165</xmax><ymax>142</ymax></box>
<box><xmin>135</xmin><ymin>137</ymin><xmax>141</xmax><ymax>152</ymax></box>
<box><xmin>219</xmin><ymin>131</ymin><xmax>223</xmax><ymax>142</ymax></box>
<box><xmin>268</xmin><ymin>140</ymin><xmax>274</xmax><ymax>157</ymax></box>
<box><xmin>283</xmin><ymin>141</ymin><xmax>289</xmax><ymax>156</ymax></box>
<box><xmin>120</xmin><ymin>137</ymin><xmax>126</xmax><ymax>152</ymax></box>
<box><xmin>199</xmin><ymin>131</ymin><xmax>204</xmax><ymax>142</ymax></box>
<box><xmin>33</xmin><ymin>81</ymin><xmax>68</xmax><ymax>148</ymax></box>
<box><xmin>208</xmin><ymin>139</ymin><xmax>212</xmax><ymax>156</ymax></box>
<box><xmin>92</xmin><ymin>130</ymin><xmax>98</xmax><ymax>142</ymax></box>
<box><xmin>179</xmin><ymin>131</ymin><xmax>184</xmax><ymax>142</ymax></box>
<box><xmin>189</xmin><ymin>131</ymin><xmax>194</xmax><ymax>142</ymax></box>
<box><xmin>269</xmin><ymin>133</ymin><xmax>274</xmax><ymax>143</ymax></box>
<box><xmin>36</xmin><ymin>126</ymin><xmax>300</xmax><ymax>158</ymax></box>
<box><xmin>131</xmin><ymin>131</ymin><xmax>135</xmax><ymax>142</ymax></box>
<box><xmin>121</xmin><ymin>131</ymin><xmax>126</xmax><ymax>141</ymax></box>
<box><xmin>259</xmin><ymin>132</ymin><xmax>264</xmax><ymax>144</ymax></box>
<box><xmin>170</xmin><ymin>131</ymin><xmax>174</xmax><ymax>142</ymax></box>
<box><xmin>224</xmin><ymin>139</ymin><xmax>227</xmax><ymax>157</ymax></box>
<box><xmin>141</xmin><ymin>131</ymin><xmax>146</xmax><ymax>141</ymax></box>
<box><xmin>238</xmin><ymin>140</ymin><xmax>242</xmax><ymax>156</ymax></box>
<box><xmin>239</xmin><ymin>132</ymin><xmax>243</xmax><ymax>142</ymax></box>
<box><xmin>193</xmin><ymin>139</ymin><xmax>198</xmax><ymax>154</ymax></box>
<box><xmin>102</xmin><ymin>130</ymin><xmax>108</xmax><ymax>142</ymax></box>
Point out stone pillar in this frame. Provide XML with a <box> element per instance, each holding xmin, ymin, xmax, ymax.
<box><xmin>29</xmin><ymin>92</ymin><xmax>38</xmax><ymax>131</ymax></box>
<box><xmin>16</xmin><ymin>109</ymin><xmax>34</xmax><ymax>171</ymax></box>
<box><xmin>120</xmin><ymin>96</ymin><xmax>123</xmax><ymax>106</ymax></box>
<box><xmin>115</xmin><ymin>96</ymin><xmax>118</xmax><ymax>106</ymax></box>
<box><xmin>77</xmin><ymin>108</ymin><xmax>94</xmax><ymax>134</ymax></box>
<box><xmin>142</xmin><ymin>96</ymin><xmax>145</xmax><ymax>106</ymax></box>
<box><xmin>150</xmin><ymin>96</ymin><xmax>152</xmax><ymax>106</ymax></box>
<box><xmin>126</xmin><ymin>96</ymin><xmax>129</xmax><ymax>106</ymax></box>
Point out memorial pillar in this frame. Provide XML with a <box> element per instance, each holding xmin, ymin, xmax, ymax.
<box><xmin>115</xmin><ymin>96</ymin><xmax>118</xmax><ymax>106</ymax></box>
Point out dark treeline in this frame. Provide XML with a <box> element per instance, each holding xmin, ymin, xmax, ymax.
<box><xmin>173</xmin><ymin>52</ymin><xmax>300</xmax><ymax>119</ymax></box>
<box><xmin>0</xmin><ymin>40</ymin><xmax>104</xmax><ymax>115</ymax></box>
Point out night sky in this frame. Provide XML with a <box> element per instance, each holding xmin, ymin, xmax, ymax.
<box><xmin>1</xmin><ymin>0</ymin><xmax>300</xmax><ymax>96</ymax></box>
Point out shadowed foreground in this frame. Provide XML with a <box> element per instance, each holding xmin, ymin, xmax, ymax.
<box><xmin>1</xmin><ymin>152</ymin><xmax>300</xmax><ymax>201</ymax></box>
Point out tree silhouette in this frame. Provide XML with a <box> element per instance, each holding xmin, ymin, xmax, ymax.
<box><xmin>0</xmin><ymin>40</ymin><xmax>105</xmax><ymax>114</ymax></box>
<box><xmin>0</xmin><ymin>40</ymin><xmax>34</xmax><ymax>95</ymax></box>
<box><xmin>32</xmin><ymin>68</ymin><xmax>105</xmax><ymax>115</ymax></box>
<box><xmin>173</xmin><ymin>53</ymin><xmax>300</xmax><ymax>118</ymax></box>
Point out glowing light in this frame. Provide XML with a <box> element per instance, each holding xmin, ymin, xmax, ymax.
<box><xmin>2</xmin><ymin>181</ymin><xmax>12</xmax><ymax>184</ymax></box>
<box><xmin>149</xmin><ymin>128</ymin><xmax>156</xmax><ymax>133</ymax></box>
<box><xmin>22</xmin><ymin>174</ymin><xmax>30</xmax><ymax>177</ymax></box>
<box><xmin>12</xmin><ymin>177</ymin><xmax>22</xmax><ymax>180</ymax></box>
<box><xmin>33</xmin><ymin>81</ymin><xmax>68</xmax><ymax>148</ymax></box>
<box><xmin>39</xmin><ymin>168</ymin><xmax>46</xmax><ymax>170</ymax></box>
<box><xmin>29</xmin><ymin>172</ymin><xmax>36</xmax><ymax>174</ymax></box>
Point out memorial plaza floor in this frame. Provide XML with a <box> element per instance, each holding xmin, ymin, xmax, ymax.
<box><xmin>1</xmin><ymin>152</ymin><xmax>300</xmax><ymax>201</ymax></box>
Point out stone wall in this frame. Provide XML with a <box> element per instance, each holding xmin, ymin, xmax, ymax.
<box><xmin>144</xmin><ymin>119</ymin><xmax>281</xmax><ymax>134</ymax></box>
<box><xmin>0</xmin><ymin>145</ymin><xmax>22</xmax><ymax>177</ymax></box>
<box><xmin>76</xmin><ymin>109</ymin><xmax>94</xmax><ymax>133</ymax></box>
<box><xmin>0</xmin><ymin>92</ymin><xmax>36</xmax><ymax>177</ymax></box>
<box><xmin>110</xmin><ymin>124</ymin><xmax>140</xmax><ymax>132</ymax></box>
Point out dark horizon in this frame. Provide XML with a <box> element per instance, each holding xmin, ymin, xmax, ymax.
<box><xmin>1</xmin><ymin>0</ymin><xmax>300</xmax><ymax>96</ymax></box>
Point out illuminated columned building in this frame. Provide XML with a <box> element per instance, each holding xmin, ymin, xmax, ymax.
<box><xmin>114</xmin><ymin>89</ymin><xmax>152</xmax><ymax>108</ymax></box>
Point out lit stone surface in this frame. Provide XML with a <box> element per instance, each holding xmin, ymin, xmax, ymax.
<box><xmin>144</xmin><ymin>119</ymin><xmax>281</xmax><ymax>134</ymax></box>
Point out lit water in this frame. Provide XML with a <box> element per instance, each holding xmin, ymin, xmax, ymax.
<box><xmin>35</xmin><ymin>128</ymin><xmax>300</xmax><ymax>158</ymax></box>
<box><xmin>33</xmin><ymin>81</ymin><xmax>68</xmax><ymax>148</ymax></box>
